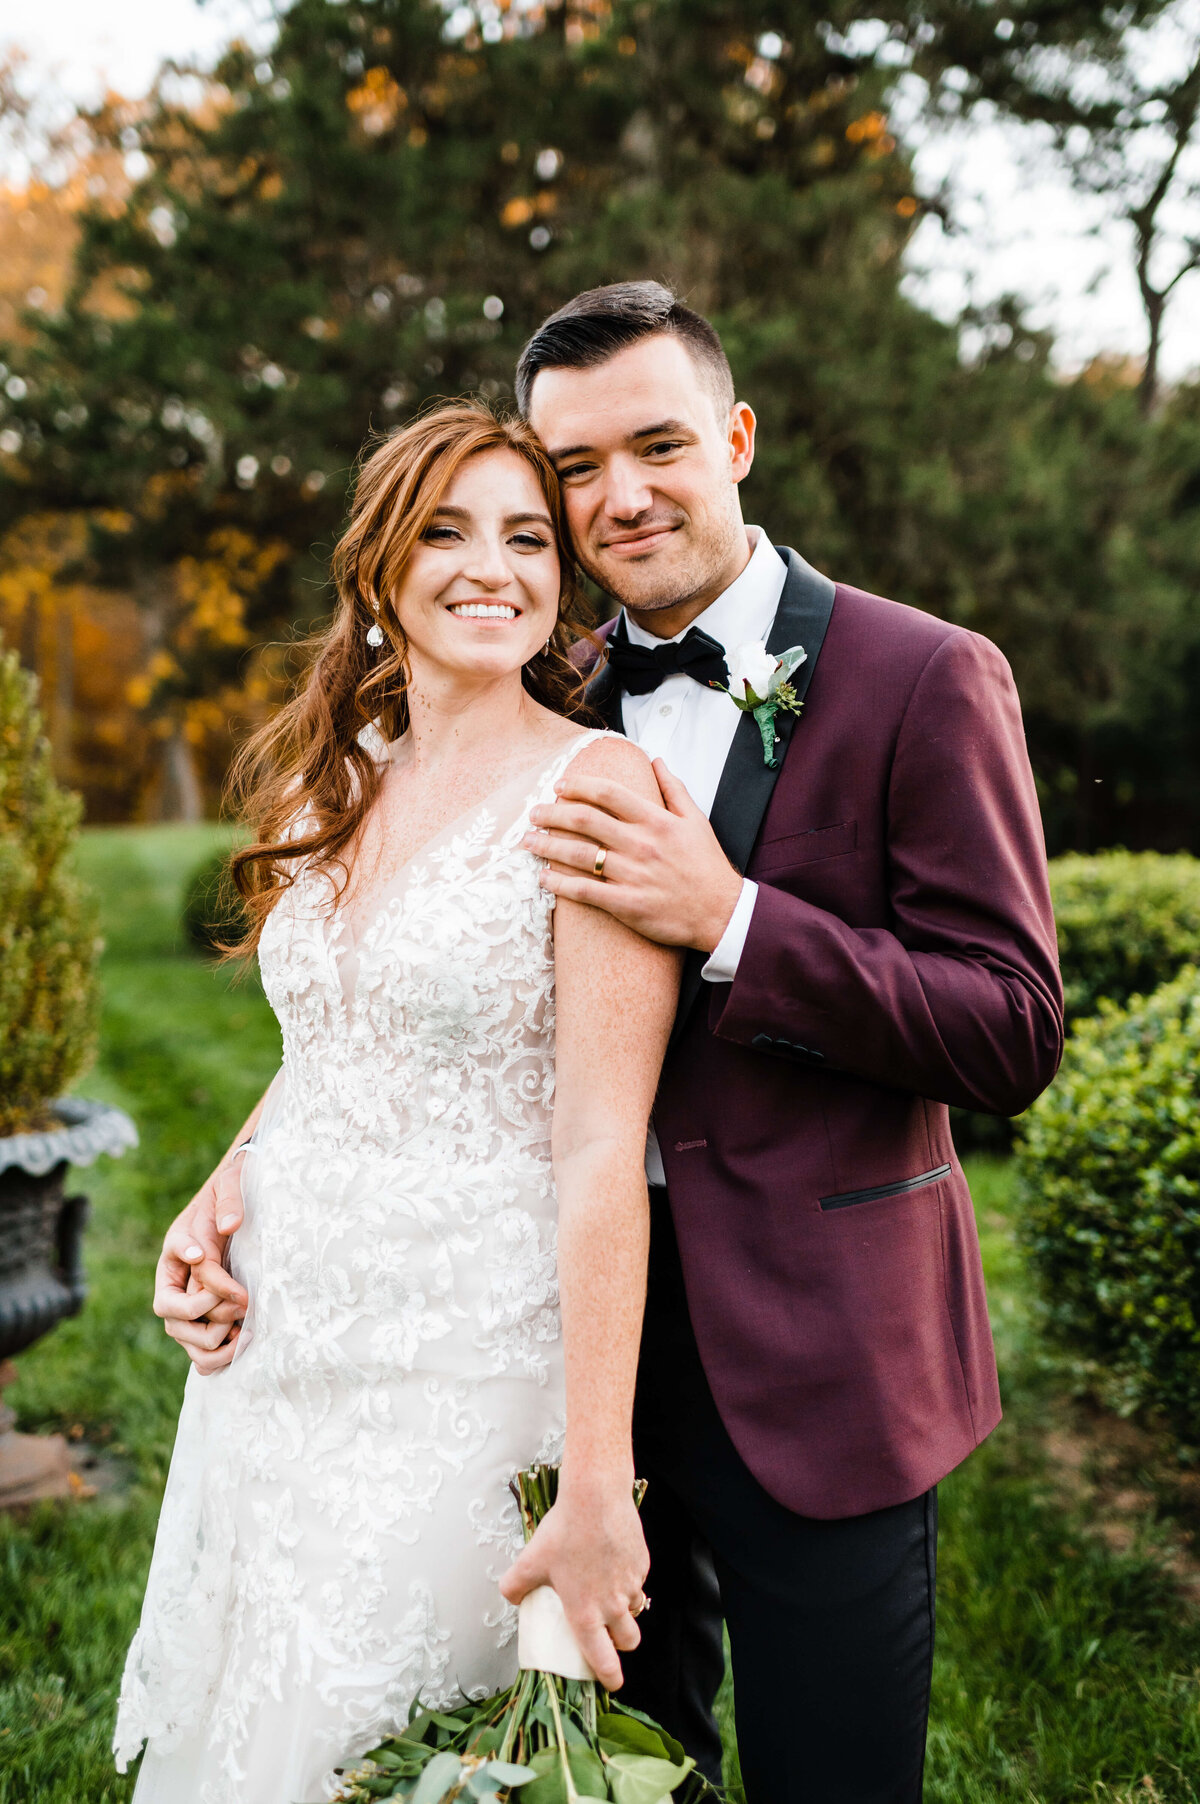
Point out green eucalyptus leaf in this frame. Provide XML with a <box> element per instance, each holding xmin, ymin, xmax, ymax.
<box><xmin>775</xmin><ymin>644</ymin><xmax>808</xmax><ymax>683</ymax></box>
<box><xmin>410</xmin><ymin>1750</ymin><xmax>464</xmax><ymax>1804</ymax></box>
<box><xmin>602</xmin><ymin>1704</ymin><xmax>665</xmax><ymax>1733</ymax></box>
<box><xmin>485</xmin><ymin>1763</ymin><xmax>537</xmax><ymax>1786</ymax></box>
<box><xmin>516</xmin><ymin>1744</ymin><xmax>608</xmax><ymax>1804</ymax></box>
<box><xmin>606</xmin><ymin>1752</ymin><xmax>694</xmax><ymax>1804</ymax></box>
<box><xmin>567</xmin><ymin>1749</ymin><xmax>607</xmax><ymax>1796</ymax></box>
<box><xmin>517</xmin><ymin>1747</ymin><xmax>569</xmax><ymax>1804</ymax></box>
<box><xmin>596</xmin><ymin>1715</ymin><xmax>676</xmax><ymax>1762</ymax></box>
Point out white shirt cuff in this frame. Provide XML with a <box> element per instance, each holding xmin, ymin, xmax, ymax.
<box><xmin>701</xmin><ymin>880</ymin><xmax>759</xmax><ymax>984</ymax></box>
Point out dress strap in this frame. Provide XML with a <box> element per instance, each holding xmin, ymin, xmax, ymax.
<box><xmin>502</xmin><ymin>729</ymin><xmax>616</xmax><ymax>856</ymax></box>
<box><xmin>525</xmin><ymin>728</ymin><xmax>615</xmax><ymax>812</ymax></box>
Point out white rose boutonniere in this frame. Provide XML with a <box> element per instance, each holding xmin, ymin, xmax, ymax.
<box><xmin>717</xmin><ymin>640</ymin><xmax>808</xmax><ymax>767</ymax></box>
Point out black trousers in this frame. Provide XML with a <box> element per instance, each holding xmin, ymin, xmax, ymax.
<box><xmin>621</xmin><ymin>1187</ymin><xmax>937</xmax><ymax>1804</ymax></box>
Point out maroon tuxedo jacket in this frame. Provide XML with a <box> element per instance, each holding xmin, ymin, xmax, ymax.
<box><xmin>584</xmin><ymin>550</ymin><xmax>1063</xmax><ymax>1519</ymax></box>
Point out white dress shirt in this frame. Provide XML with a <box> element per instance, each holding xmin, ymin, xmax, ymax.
<box><xmin>619</xmin><ymin>527</ymin><xmax>787</xmax><ymax>1183</ymax></box>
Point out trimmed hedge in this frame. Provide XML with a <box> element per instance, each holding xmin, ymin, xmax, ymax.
<box><xmin>182</xmin><ymin>848</ymin><xmax>248</xmax><ymax>956</ymax></box>
<box><xmin>1050</xmin><ymin>849</ymin><xmax>1200</xmax><ymax>1025</ymax></box>
<box><xmin>952</xmin><ymin>850</ymin><xmax>1200</xmax><ymax>1156</ymax></box>
<box><xmin>1015</xmin><ymin>965</ymin><xmax>1200</xmax><ymax>1450</ymax></box>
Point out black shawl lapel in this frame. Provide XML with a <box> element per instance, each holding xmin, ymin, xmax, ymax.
<box><xmin>669</xmin><ymin>547</ymin><xmax>836</xmax><ymax>1049</ymax></box>
<box><xmin>583</xmin><ymin>654</ymin><xmax>625</xmax><ymax>734</ymax></box>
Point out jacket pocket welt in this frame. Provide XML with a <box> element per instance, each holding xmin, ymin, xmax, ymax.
<box><xmin>819</xmin><ymin>1163</ymin><xmax>952</xmax><ymax>1213</ymax></box>
<box><xmin>752</xmin><ymin>819</ymin><xmax>857</xmax><ymax>874</ymax></box>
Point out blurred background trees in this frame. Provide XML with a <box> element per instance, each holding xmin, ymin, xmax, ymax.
<box><xmin>0</xmin><ymin>0</ymin><xmax>1198</xmax><ymax>850</ymax></box>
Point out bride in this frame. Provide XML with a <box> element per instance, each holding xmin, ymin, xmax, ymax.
<box><xmin>113</xmin><ymin>403</ymin><xmax>681</xmax><ymax>1803</ymax></box>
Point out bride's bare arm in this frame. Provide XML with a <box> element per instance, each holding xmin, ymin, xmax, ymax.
<box><xmin>499</xmin><ymin>738</ymin><xmax>682</xmax><ymax>1689</ymax></box>
<box><xmin>153</xmin><ymin>1090</ymin><xmax>267</xmax><ymax>1373</ymax></box>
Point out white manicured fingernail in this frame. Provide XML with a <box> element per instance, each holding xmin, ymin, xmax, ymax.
<box><xmin>184</xmin><ymin>1244</ymin><xmax>204</xmax><ymax>1261</ymax></box>
<box><xmin>217</xmin><ymin>1214</ymin><xmax>238</xmax><ymax>1232</ymax></box>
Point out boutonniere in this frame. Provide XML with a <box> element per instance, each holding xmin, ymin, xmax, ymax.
<box><xmin>714</xmin><ymin>641</ymin><xmax>808</xmax><ymax>768</ymax></box>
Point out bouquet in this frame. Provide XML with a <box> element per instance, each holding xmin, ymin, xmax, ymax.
<box><xmin>332</xmin><ymin>1464</ymin><xmax>721</xmax><ymax>1804</ymax></box>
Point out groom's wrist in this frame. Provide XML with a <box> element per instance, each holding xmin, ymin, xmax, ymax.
<box><xmin>701</xmin><ymin>877</ymin><xmax>758</xmax><ymax>978</ymax></box>
<box><xmin>695</xmin><ymin>866</ymin><xmax>750</xmax><ymax>956</ymax></box>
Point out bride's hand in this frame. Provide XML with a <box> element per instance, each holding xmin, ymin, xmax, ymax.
<box><xmin>154</xmin><ymin>1163</ymin><xmax>249</xmax><ymax>1375</ymax></box>
<box><xmin>498</xmin><ymin>1474</ymin><xmax>649</xmax><ymax>1691</ymax></box>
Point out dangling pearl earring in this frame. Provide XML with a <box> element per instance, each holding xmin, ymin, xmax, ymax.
<box><xmin>544</xmin><ymin>638</ymin><xmax>551</xmax><ymax>655</ymax></box>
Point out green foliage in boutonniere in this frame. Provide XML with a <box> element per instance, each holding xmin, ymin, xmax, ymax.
<box><xmin>714</xmin><ymin>641</ymin><xmax>808</xmax><ymax>768</ymax></box>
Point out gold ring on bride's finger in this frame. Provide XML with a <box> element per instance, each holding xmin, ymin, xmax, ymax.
<box><xmin>593</xmin><ymin>845</ymin><xmax>608</xmax><ymax>879</ymax></box>
<box><xmin>631</xmin><ymin>1592</ymin><xmax>651</xmax><ymax>1618</ymax></box>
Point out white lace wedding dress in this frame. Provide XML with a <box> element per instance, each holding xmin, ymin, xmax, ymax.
<box><xmin>114</xmin><ymin>728</ymin><xmax>609</xmax><ymax>1804</ymax></box>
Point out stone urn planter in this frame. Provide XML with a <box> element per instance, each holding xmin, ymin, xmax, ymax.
<box><xmin>0</xmin><ymin>1097</ymin><xmax>137</xmax><ymax>1507</ymax></box>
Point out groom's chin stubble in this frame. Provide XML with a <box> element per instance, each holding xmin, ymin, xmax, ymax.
<box><xmin>588</xmin><ymin>545</ymin><xmax>728</xmax><ymax>618</ymax></box>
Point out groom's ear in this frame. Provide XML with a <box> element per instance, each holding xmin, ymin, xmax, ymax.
<box><xmin>728</xmin><ymin>402</ymin><xmax>756</xmax><ymax>484</ymax></box>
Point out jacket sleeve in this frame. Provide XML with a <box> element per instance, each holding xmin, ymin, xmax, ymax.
<box><xmin>708</xmin><ymin>629</ymin><xmax>1064</xmax><ymax>1115</ymax></box>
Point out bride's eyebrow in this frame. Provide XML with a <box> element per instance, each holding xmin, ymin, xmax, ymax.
<box><xmin>429</xmin><ymin>505</ymin><xmax>553</xmax><ymax>529</ymax></box>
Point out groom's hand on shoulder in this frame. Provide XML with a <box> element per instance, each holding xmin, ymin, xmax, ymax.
<box><xmin>526</xmin><ymin>758</ymin><xmax>743</xmax><ymax>952</ymax></box>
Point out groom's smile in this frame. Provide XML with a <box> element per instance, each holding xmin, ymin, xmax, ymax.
<box><xmin>601</xmin><ymin>519</ymin><xmax>684</xmax><ymax>559</ymax></box>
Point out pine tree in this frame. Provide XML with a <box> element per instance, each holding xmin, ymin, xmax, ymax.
<box><xmin>0</xmin><ymin>0</ymin><xmax>1196</xmax><ymax>848</ymax></box>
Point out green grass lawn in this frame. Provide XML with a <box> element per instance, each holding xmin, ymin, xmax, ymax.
<box><xmin>2</xmin><ymin>826</ymin><xmax>1199</xmax><ymax>1802</ymax></box>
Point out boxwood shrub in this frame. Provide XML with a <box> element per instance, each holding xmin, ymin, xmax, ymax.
<box><xmin>1015</xmin><ymin>965</ymin><xmax>1200</xmax><ymax>1450</ymax></box>
<box><xmin>953</xmin><ymin>850</ymin><xmax>1200</xmax><ymax>1157</ymax></box>
<box><xmin>1050</xmin><ymin>849</ymin><xmax>1200</xmax><ymax>1025</ymax></box>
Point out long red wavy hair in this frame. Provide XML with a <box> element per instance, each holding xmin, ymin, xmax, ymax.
<box><xmin>226</xmin><ymin>402</ymin><xmax>594</xmax><ymax>957</ymax></box>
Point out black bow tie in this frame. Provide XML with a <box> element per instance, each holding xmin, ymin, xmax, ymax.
<box><xmin>604</xmin><ymin>621</ymin><xmax>730</xmax><ymax>696</ymax></box>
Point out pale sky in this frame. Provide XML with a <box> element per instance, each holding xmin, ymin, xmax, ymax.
<box><xmin>1</xmin><ymin>0</ymin><xmax>1197</xmax><ymax>384</ymax></box>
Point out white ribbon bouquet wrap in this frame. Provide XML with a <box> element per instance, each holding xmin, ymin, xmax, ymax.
<box><xmin>517</xmin><ymin>1584</ymin><xmax>598</xmax><ymax>1681</ymax></box>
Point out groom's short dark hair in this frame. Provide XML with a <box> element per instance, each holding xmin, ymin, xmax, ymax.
<box><xmin>514</xmin><ymin>281</ymin><xmax>735</xmax><ymax>420</ymax></box>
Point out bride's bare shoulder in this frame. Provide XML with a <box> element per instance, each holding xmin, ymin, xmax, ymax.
<box><xmin>565</xmin><ymin>733</ymin><xmax>662</xmax><ymax>804</ymax></box>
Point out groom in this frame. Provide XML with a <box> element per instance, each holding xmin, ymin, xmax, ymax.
<box><xmin>508</xmin><ymin>282</ymin><xmax>1063</xmax><ymax>1801</ymax></box>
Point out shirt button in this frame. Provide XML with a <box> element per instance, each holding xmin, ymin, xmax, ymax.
<box><xmin>658</xmin><ymin>703</ymin><xmax>673</xmax><ymax>718</ymax></box>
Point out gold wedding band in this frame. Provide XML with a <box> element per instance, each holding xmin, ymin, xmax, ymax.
<box><xmin>592</xmin><ymin>845</ymin><xmax>608</xmax><ymax>879</ymax></box>
<box><xmin>631</xmin><ymin>1592</ymin><xmax>651</xmax><ymax>1618</ymax></box>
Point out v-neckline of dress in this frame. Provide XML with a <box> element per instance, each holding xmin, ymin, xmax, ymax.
<box><xmin>326</xmin><ymin>727</ymin><xmax>604</xmax><ymax>1008</ymax></box>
